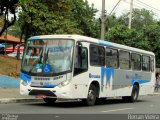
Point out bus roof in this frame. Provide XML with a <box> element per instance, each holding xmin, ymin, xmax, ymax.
<box><xmin>28</xmin><ymin>34</ymin><xmax>154</xmax><ymax>56</ymax></box>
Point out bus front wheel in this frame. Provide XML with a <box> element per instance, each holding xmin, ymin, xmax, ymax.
<box><xmin>43</xmin><ymin>98</ymin><xmax>57</xmax><ymax>105</ymax></box>
<box><xmin>83</xmin><ymin>84</ymin><xmax>97</xmax><ymax>106</ymax></box>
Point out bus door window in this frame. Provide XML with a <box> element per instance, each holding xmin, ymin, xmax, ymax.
<box><xmin>74</xmin><ymin>43</ymin><xmax>88</xmax><ymax>75</ymax></box>
<box><xmin>75</xmin><ymin>47</ymin><xmax>88</xmax><ymax>68</ymax></box>
<box><xmin>81</xmin><ymin>48</ymin><xmax>88</xmax><ymax>69</ymax></box>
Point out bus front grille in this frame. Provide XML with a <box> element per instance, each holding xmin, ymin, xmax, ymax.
<box><xmin>29</xmin><ymin>90</ymin><xmax>57</xmax><ymax>97</ymax></box>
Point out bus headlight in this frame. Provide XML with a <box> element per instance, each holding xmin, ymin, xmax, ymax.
<box><xmin>59</xmin><ymin>80</ymin><xmax>70</xmax><ymax>87</ymax></box>
<box><xmin>20</xmin><ymin>80</ymin><xmax>29</xmax><ymax>86</ymax></box>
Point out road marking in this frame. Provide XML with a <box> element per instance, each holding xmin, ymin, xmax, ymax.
<box><xmin>101</xmin><ymin>107</ymin><xmax>134</xmax><ymax>113</ymax></box>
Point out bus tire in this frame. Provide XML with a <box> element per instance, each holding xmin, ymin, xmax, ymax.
<box><xmin>130</xmin><ymin>85</ymin><xmax>139</xmax><ymax>102</ymax></box>
<box><xmin>122</xmin><ymin>85</ymin><xmax>139</xmax><ymax>103</ymax></box>
<box><xmin>43</xmin><ymin>98</ymin><xmax>57</xmax><ymax>105</ymax></box>
<box><xmin>83</xmin><ymin>84</ymin><xmax>97</xmax><ymax>106</ymax></box>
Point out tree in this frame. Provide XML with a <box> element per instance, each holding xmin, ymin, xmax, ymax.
<box><xmin>8</xmin><ymin>21</ymin><xmax>21</xmax><ymax>37</ymax></box>
<box><xmin>0</xmin><ymin>16</ymin><xmax>3</xmax><ymax>27</ymax></box>
<box><xmin>72</xmin><ymin>0</ymin><xmax>100</xmax><ymax>38</ymax></box>
<box><xmin>106</xmin><ymin>24</ymin><xmax>146</xmax><ymax>48</ymax></box>
<box><xmin>117</xmin><ymin>8</ymin><xmax>156</xmax><ymax>30</ymax></box>
<box><xmin>143</xmin><ymin>24</ymin><xmax>160</xmax><ymax>67</ymax></box>
<box><xmin>106</xmin><ymin>14</ymin><xmax>120</xmax><ymax>30</ymax></box>
<box><xmin>18</xmin><ymin>0</ymin><xmax>99</xmax><ymax>41</ymax></box>
<box><xmin>18</xmin><ymin>0</ymin><xmax>83</xmax><ymax>41</ymax></box>
<box><xmin>131</xmin><ymin>9</ymin><xmax>155</xmax><ymax>30</ymax></box>
<box><xmin>0</xmin><ymin>0</ymin><xmax>19</xmax><ymax>35</ymax></box>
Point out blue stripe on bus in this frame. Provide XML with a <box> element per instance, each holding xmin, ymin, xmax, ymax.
<box><xmin>99</xmin><ymin>40</ymin><xmax>113</xmax><ymax>47</ymax></box>
<box><xmin>132</xmin><ymin>80</ymin><xmax>150</xmax><ymax>86</ymax></box>
<box><xmin>101</xmin><ymin>67</ymin><xmax>114</xmax><ymax>92</ymax></box>
<box><xmin>20</xmin><ymin>72</ymin><xmax>31</xmax><ymax>83</ymax></box>
<box><xmin>28</xmin><ymin>36</ymin><xmax>41</xmax><ymax>40</ymax></box>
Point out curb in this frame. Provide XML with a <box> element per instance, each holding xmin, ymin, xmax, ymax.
<box><xmin>148</xmin><ymin>93</ymin><xmax>160</xmax><ymax>96</ymax></box>
<box><xmin>0</xmin><ymin>98</ymin><xmax>43</xmax><ymax>104</ymax></box>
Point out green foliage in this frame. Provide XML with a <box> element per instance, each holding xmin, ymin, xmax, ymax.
<box><xmin>143</xmin><ymin>24</ymin><xmax>160</xmax><ymax>67</ymax></box>
<box><xmin>72</xmin><ymin>0</ymin><xmax>100</xmax><ymax>38</ymax></box>
<box><xmin>8</xmin><ymin>21</ymin><xmax>21</xmax><ymax>37</ymax></box>
<box><xmin>131</xmin><ymin>9</ymin><xmax>155</xmax><ymax>30</ymax></box>
<box><xmin>18</xmin><ymin>0</ymin><xmax>83</xmax><ymax>40</ymax></box>
<box><xmin>107</xmin><ymin>14</ymin><xmax>120</xmax><ymax>29</ymax></box>
<box><xmin>117</xmin><ymin>8</ymin><xmax>156</xmax><ymax>30</ymax></box>
<box><xmin>106</xmin><ymin>25</ymin><xmax>143</xmax><ymax>47</ymax></box>
<box><xmin>18</xmin><ymin>0</ymin><xmax>99</xmax><ymax>40</ymax></box>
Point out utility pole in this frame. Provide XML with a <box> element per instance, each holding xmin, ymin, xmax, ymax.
<box><xmin>128</xmin><ymin>0</ymin><xmax>133</xmax><ymax>29</ymax></box>
<box><xmin>100</xmin><ymin>0</ymin><xmax>107</xmax><ymax>40</ymax></box>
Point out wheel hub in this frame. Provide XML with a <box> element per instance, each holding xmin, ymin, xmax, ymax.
<box><xmin>88</xmin><ymin>90</ymin><xmax>95</xmax><ymax>101</ymax></box>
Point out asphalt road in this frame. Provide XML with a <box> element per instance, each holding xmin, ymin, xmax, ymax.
<box><xmin>0</xmin><ymin>95</ymin><xmax>160</xmax><ymax>120</ymax></box>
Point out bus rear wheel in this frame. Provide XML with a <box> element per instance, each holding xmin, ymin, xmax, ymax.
<box><xmin>122</xmin><ymin>85</ymin><xmax>139</xmax><ymax>102</ymax></box>
<box><xmin>43</xmin><ymin>98</ymin><xmax>57</xmax><ymax>105</ymax></box>
<box><xmin>83</xmin><ymin>84</ymin><xmax>97</xmax><ymax>106</ymax></box>
<box><xmin>130</xmin><ymin>85</ymin><xmax>139</xmax><ymax>102</ymax></box>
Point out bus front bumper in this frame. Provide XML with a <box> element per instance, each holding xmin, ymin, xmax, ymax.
<box><xmin>20</xmin><ymin>83</ymin><xmax>73</xmax><ymax>99</ymax></box>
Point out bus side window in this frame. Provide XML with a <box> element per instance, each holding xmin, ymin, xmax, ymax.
<box><xmin>90</xmin><ymin>44</ymin><xmax>105</xmax><ymax>66</ymax></box>
<box><xmin>106</xmin><ymin>47</ymin><xmax>118</xmax><ymax>68</ymax></box>
<box><xmin>131</xmin><ymin>53</ymin><xmax>141</xmax><ymax>71</ymax></box>
<box><xmin>119</xmin><ymin>50</ymin><xmax>130</xmax><ymax>70</ymax></box>
<box><xmin>142</xmin><ymin>55</ymin><xmax>150</xmax><ymax>71</ymax></box>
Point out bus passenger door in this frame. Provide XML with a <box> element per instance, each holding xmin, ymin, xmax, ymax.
<box><xmin>74</xmin><ymin>42</ymin><xmax>88</xmax><ymax>76</ymax></box>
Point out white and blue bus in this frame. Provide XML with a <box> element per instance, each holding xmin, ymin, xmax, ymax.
<box><xmin>20</xmin><ymin>35</ymin><xmax>155</xmax><ymax>106</ymax></box>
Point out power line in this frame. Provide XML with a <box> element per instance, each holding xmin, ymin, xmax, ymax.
<box><xmin>109</xmin><ymin>0</ymin><xmax>122</xmax><ymax>15</ymax></box>
<box><xmin>123</xmin><ymin>0</ymin><xmax>160</xmax><ymax>15</ymax></box>
<box><xmin>136</xmin><ymin>0</ymin><xmax>160</xmax><ymax>12</ymax></box>
<box><xmin>123</xmin><ymin>0</ymin><xmax>147</xmax><ymax>9</ymax></box>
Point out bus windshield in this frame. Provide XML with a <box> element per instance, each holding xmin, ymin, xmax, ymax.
<box><xmin>22</xmin><ymin>39</ymin><xmax>74</xmax><ymax>74</ymax></box>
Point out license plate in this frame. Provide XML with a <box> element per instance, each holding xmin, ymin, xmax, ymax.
<box><xmin>36</xmin><ymin>94</ymin><xmax>46</xmax><ymax>98</ymax></box>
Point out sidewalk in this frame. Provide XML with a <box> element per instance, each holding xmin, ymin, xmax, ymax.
<box><xmin>0</xmin><ymin>75</ymin><xmax>42</xmax><ymax>104</ymax></box>
<box><xmin>0</xmin><ymin>88</ymin><xmax>42</xmax><ymax>104</ymax></box>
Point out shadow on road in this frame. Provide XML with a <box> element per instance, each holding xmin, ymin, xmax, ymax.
<box><xmin>26</xmin><ymin>98</ymin><xmax>148</xmax><ymax>108</ymax></box>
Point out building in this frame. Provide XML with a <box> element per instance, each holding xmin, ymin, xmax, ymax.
<box><xmin>0</xmin><ymin>34</ymin><xmax>24</xmax><ymax>54</ymax></box>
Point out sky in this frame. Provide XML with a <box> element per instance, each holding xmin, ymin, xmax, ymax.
<box><xmin>87</xmin><ymin>0</ymin><xmax>160</xmax><ymax>19</ymax></box>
